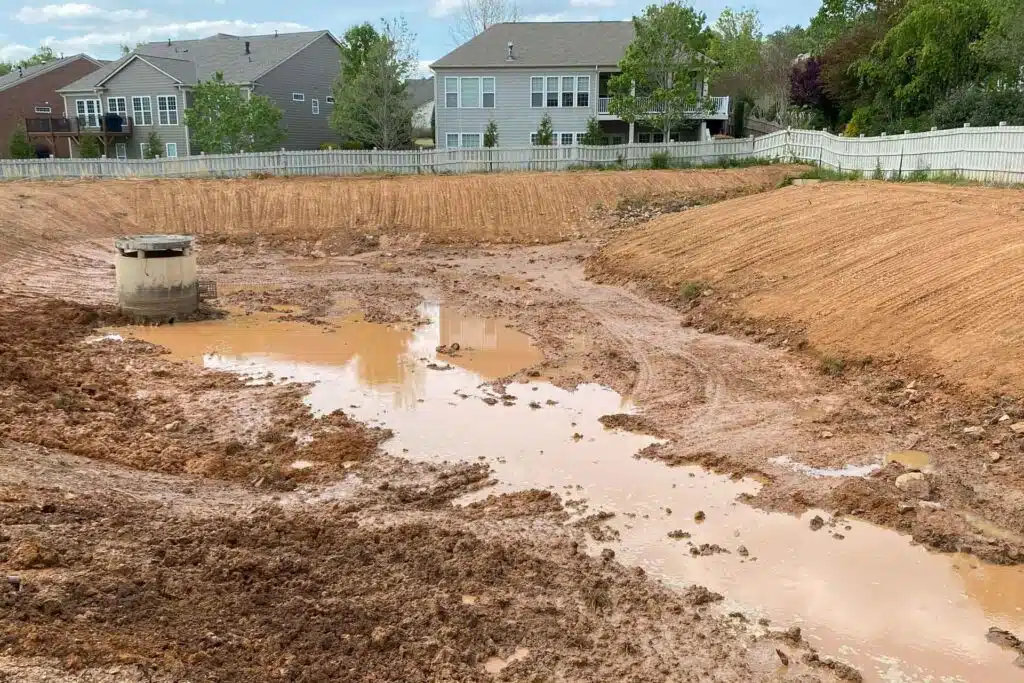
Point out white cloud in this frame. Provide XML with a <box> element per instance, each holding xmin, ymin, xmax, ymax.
<box><xmin>45</xmin><ymin>20</ymin><xmax>309</xmax><ymax>53</ymax></box>
<box><xmin>0</xmin><ymin>42</ymin><xmax>34</xmax><ymax>60</ymax></box>
<box><xmin>413</xmin><ymin>59</ymin><xmax>435</xmax><ymax>78</ymax></box>
<box><xmin>428</xmin><ymin>0</ymin><xmax>462</xmax><ymax>19</ymax></box>
<box><xmin>569</xmin><ymin>0</ymin><xmax>616</xmax><ymax>6</ymax></box>
<box><xmin>15</xmin><ymin>4</ymin><xmax>148</xmax><ymax>25</ymax></box>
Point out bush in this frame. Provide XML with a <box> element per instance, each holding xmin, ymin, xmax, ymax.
<box><xmin>818</xmin><ymin>355</ymin><xmax>846</xmax><ymax>377</ymax></box>
<box><xmin>580</xmin><ymin>117</ymin><xmax>602</xmax><ymax>146</ymax></box>
<box><xmin>143</xmin><ymin>131</ymin><xmax>163</xmax><ymax>159</ymax></box>
<box><xmin>678</xmin><ymin>280</ymin><xmax>707</xmax><ymax>302</ymax></box>
<box><xmin>933</xmin><ymin>86</ymin><xmax>1024</xmax><ymax>129</ymax></box>
<box><xmin>77</xmin><ymin>135</ymin><xmax>102</xmax><ymax>158</ymax></box>
<box><xmin>320</xmin><ymin>142</ymin><xmax>340</xmax><ymax>150</ymax></box>
<box><xmin>535</xmin><ymin>114</ymin><xmax>553</xmax><ymax>145</ymax></box>
<box><xmin>484</xmin><ymin>120</ymin><xmax>499</xmax><ymax>148</ymax></box>
<box><xmin>650</xmin><ymin>151</ymin><xmax>670</xmax><ymax>169</ymax></box>
<box><xmin>8</xmin><ymin>125</ymin><xmax>34</xmax><ymax>159</ymax></box>
<box><xmin>341</xmin><ymin>139</ymin><xmax>363</xmax><ymax>150</ymax></box>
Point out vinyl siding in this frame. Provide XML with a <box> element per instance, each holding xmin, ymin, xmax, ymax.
<box><xmin>67</xmin><ymin>59</ymin><xmax>188</xmax><ymax>159</ymax></box>
<box><xmin>434</xmin><ymin>67</ymin><xmax>599</xmax><ymax>149</ymax></box>
<box><xmin>256</xmin><ymin>34</ymin><xmax>341</xmax><ymax>150</ymax></box>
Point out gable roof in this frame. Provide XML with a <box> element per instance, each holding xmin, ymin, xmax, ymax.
<box><xmin>431</xmin><ymin>21</ymin><xmax>635</xmax><ymax>69</ymax></box>
<box><xmin>407</xmin><ymin>78</ymin><xmax>434</xmax><ymax>108</ymax></box>
<box><xmin>0</xmin><ymin>54</ymin><xmax>102</xmax><ymax>94</ymax></box>
<box><xmin>59</xmin><ymin>30</ymin><xmax>337</xmax><ymax>93</ymax></box>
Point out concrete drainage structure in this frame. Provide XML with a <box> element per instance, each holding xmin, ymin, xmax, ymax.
<box><xmin>114</xmin><ymin>235</ymin><xmax>198</xmax><ymax>321</ymax></box>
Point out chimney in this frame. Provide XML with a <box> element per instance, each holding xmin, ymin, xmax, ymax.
<box><xmin>167</xmin><ymin>38</ymin><xmax>171</xmax><ymax>46</ymax></box>
<box><xmin>244</xmin><ymin>40</ymin><xmax>251</xmax><ymax>54</ymax></box>
<box><xmin>507</xmin><ymin>41</ymin><xmax>514</xmax><ymax>61</ymax></box>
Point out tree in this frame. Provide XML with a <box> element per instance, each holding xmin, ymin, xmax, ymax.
<box><xmin>932</xmin><ymin>85</ymin><xmax>1024</xmax><ymax>128</ymax></box>
<box><xmin>144</xmin><ymin>131</ymin><xmax>163</xmax><ymax>158</ymax></box>
<box><xmin>332</xmin><ymin>19</ymin><xmax>416</xmax><ymax>149</ymax></box>
<box><xmin>979</xmin><ymin>0</ymin><xmax>1024</xmax><ymax>82</ymax></box>
<box><xmin>483</xmin><ymin>120</ymin><xmax>499</xmax><ymax>147</ymax></box>
<box><xmin>450</xmin><ymin>0</ymin><xmax>520</xmax><ymax>44</ymax></box>
<box><xmin>8</xmin><ymin>125</ymin><xmax>34</xmax><ymax>159</ymax></box>
<box><xmin>185</xmin><ymin>72</ymin><xmax>287</xmax><ymax>153</ymax></box>
<box><xmin>535</xmin><ymin>114</ymin><xmax>553</xmax><ymax>145</ymax></box>
<box><xmin>709</xmin><ymin>8</ymin><xmax>762</xmax><ymax>76</ymax></box>
<box><xmin>580</xmin><ymin>117</ymin><xmax>602</xmax><ymax>145</ymax></box>
<box><xmin>18</xmin><ymin>46</ymin><xmax>57</xmax><ymax>69</ymax></box>
<box><xmin>78</xmin><ymin>135</ymin><xmax>102</xmax><ymax>158</ymax></box>
<box><xmin>339</xmin><ymin>23</ymin><xmax>383</xmax><ymax>82</ymax></box>
<box><xmin>609</xmin><ymin>2</ymin><xmax>714</xmax><ymax>140</ymax></box>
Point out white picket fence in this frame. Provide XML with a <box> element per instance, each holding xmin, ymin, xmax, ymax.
<box><xmin>3</xmin><ymin>125</ymin><xmax>1024</xmax><ymax>182</ymax></box>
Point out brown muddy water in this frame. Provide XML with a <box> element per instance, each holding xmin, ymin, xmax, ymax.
<box><xmin>117</xmin><ymin>305</ymin><xmax>1024</xmax><ymax>683</ymax></box>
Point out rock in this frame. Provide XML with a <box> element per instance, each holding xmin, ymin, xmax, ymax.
<box><xmin>990</xmin><ymin>452</ymin><xmax>1003</xmax><ymax>463</ymax></box>
<box><xmin>999</xmin><ymin>414</ymin><xmax>1011</xmax><ymax>423</ymax></box>
<box><xmin>776</xmin><ymin>649</ymin><xmax>790</xmax><ymax>666</ymax></box>
<box><xmin>309</xmin><ymin>250</ymin><xmax>327</xmax><ymax>259</ymax></box>
<box><xmin>683</xmin><ymin>585</ymin><xmax>723</xmax><ymax>606</ymax></box>
<box><xmin>667</xmin><ymin>530</ymin><xmax>691</xmax><ymax>540</ymax></box>
<box><xmin>964</xmin><ymin>426</ymin><xmax>986</xmax><ymax>438</ymax></box>
<box><xmin>917</xmin><ymin>501</ymin><xmax>944</xmax><ymax>511</ymax></box>
<box><xmin>694</xmin><ymin>510</ymin><xmax>706</xmax><ymax>522</ymax></box>
<box><xmin>6</xmin><ymin>576</ymin><xmax>21</xmax><ymax>591</ymax></box>
<box><xmin>600</xmin><ymin>548</ymin><xmax>615</xmax><ymax>562</ymax></box>
<box><xmin>809</xmin><ymin>515</ymin><xmax>825</xmax><ymax>531</ymax></box>
<box><xmin>665</xmin><ymin>507</ymin><xmax>672</xmax><ymax>515</ymax></box>
<box><xmin>737</xmin><ymin>545</ymin><xmax>749</xmax><ymax>557</ymax></box>
<box><xmin>986</xmin><ymin>627</ymin><xmax>1024</xmax><ymax>653</ymax></box>
<box><xmin>895</xmin><ymin>472</ymin><xmax>931</xmax><ymax>499</ymax></box>
<box><xmin>898</xmin><ymin>502</ymin><xmax>916</xmax><ymax>513</ymax></box>
<box><xmin>1010</xmin><ymin>422</ymin><xmax>1024</xmax><ymax>434</ymax></box>
<box><xmin>164</xmin><ymin>420</ymin><xmax>181</xmax><ymax>432</ymax></box>
<box><xmin>819</xmin><ymin>430</ymin><xmax>834</xmax><ymax>439</ymax></box>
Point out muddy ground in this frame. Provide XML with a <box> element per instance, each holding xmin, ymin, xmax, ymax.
<box><xmin>3</xmin><ymin>172</ymin><xmax>1024</xmax><ymax>681</ymax></box>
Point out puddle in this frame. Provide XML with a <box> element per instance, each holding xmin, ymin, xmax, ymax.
<box><xmin>885</xmin><ymin>450</ymin><xmax>931</xmax><ymax>471</ymax></box>
<box><xmin>116</xmin><ymin>305</ymin><xmax>1024</xmax><ymax>683</ymax></box>
<box><xmin>483</xmin><ymin>647</ymin><xmax>530</xmax><ymax>675</ymax></box>
<box><xmin>771</xmin><ymin>455</ymin><xmax>882</xmax><ymax>479</ymax></box>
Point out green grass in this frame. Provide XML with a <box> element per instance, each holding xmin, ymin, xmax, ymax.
<box><xmin>678</xmin><ymin>280</ymin><xmax>708</xmax><ymax>302</ymax></box>
<box><xmin>818</xmin><ymin>355</ymin><xmax>847</xmax><ymax>377</ymax></box>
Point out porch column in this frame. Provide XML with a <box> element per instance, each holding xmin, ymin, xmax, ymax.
<box><xmin>628</xmin><ymin>121</ymin><xmax>635</xmax><ymax>143</ymax></box>
<box><xmin>699</xmin><ymin>121</ymin><xmax>708</xmax><ymax>141</ymax></box>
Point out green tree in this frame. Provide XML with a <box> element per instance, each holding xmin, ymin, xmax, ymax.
<box><xmin>709</xmin><ymin>8</ymin><xmax>762</xmax><ymax>76</ymax></box>
<box><xmin>17</xmin><ymin>46</ymin><xmax>57</xmax><ymax>69</ymax></box>
<box><xmin>609</xmin><ymin>2</ymin><xmax>715</xmax><ymax>141</ymax></box>
<box><xmin>483</xmin><ymin>120</ymin><xmax>499</xmax><ymax>147</ymax></box>
<box><xmin>979</xmin><ymin>0</ymin><xmax>1024</xmax><ymax>82</ymax></box>
<box><xmin>8</xmin><ymin>125</ymin><xmax>34</xmax><ymax>159</ymax></box>
<box><xmin>144</xmin><ymin>131</ymin><xmax>163</xmax><ymax>158</ymax></box>
<box><xmin>78</xmin><ymin>135</ymin><xmax>102</xmax><ymax>158</ymax></box>
<box><xmin>339</xmin><ymin>23</ymin><xmax>383</xmax><ymax>82</ymax></box>
<box><xmin>185</xmin><ymin>72</ymin><xmax>287</xmax><ymax>153</ymax></box>
<box><xmin>332</xmin><ymin>19</ymin><xmax>416</xmax><ymax>149</ymax></box>
<box><xmin>580</xmin><ymin>117</ymin><xmax>602</xmax><ymax>145</ymax></box>
<box><xmin>535</xmin><ymin>113</ymin><xmax>553</xmax><ymax>145</ymax></box>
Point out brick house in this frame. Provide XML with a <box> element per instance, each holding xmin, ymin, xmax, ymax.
<box><xmin>0</xmin><ymin>55</ymin><xmax>104</xmax><ymax>158</ymax></box>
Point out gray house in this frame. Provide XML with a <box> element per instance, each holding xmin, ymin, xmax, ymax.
<box><xmin>56</xmin><ymin>30</ymin><xmax>341</xmax><ymax>158</ymax></box>
<box><xmin>430</xmin><ymin>21</ymin><xmax>729</xmax><ymax>149</ymax></box>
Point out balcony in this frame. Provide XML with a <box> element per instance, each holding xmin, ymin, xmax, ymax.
<box><xmin>597</xmin><ymin>95</ymin><xmax>729</xmax><ymax>120</ymax></box>
<box><xmin>25</xmin><ymin>115</ymin><xmax>134</xmax><ymax>137</ymax></box>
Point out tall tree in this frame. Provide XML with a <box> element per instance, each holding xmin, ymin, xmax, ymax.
<box><xmin>332</xmin><ymin>19</ymin><xmax>416</xmax><ymax>149</ymax></box>
<box><xmin>609</xmin><ymin>2</ymin><xmax>714</xmax><ymax>140</ymax></box>
<box><xmin>18</xmin><ymin>46</ymin><xmax>57</xmax><ymax>69</ymax></box>
<box><xmin>184</xmin><ymin>72</ymin><xmax>287</xmax><ymax>153</ymax></box>
<box><xmin>979</xmin><ymin>0</ymin><xmax>1024</xmax><ymax>82</ymax></box>
<box><xmin>339</xmin><ymin>23</ymin><xmax>383</xmax><ymax>82</ymax></box>
<box><xmin>450</xmin><ymin>0</ymin><xmax>520</xmax><ymax>44</ymax></box>
<box><xmin>709</xmin><ymin>8</ymin><xmax>762</xmax><ymax>76</ymax></box>
<box><xmin>8</xmin><ymin>125</ymin><xmax>34</xmax><ymax>159</ymax></box>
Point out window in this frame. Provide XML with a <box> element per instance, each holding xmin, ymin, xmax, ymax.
<box><xmin>445</xmin><ymin>77</ymin><xmax>458</xmax><ymax>108</ymax></box>
<box><xmin>76</xmin><ymin>99</ymin><xmax>101</xmax><ymax>127</ymax></box>
<box><xmin>446</xmin><ymin>133</ymin><xmax>459</xmax><ymax>148</ymax></box>
<box><xmin>115</xmin><ymin>142</ymin><xmax>127</xmax><ymax>159</ymax></box>
<box><xmin>139</xmin><ymin>142</ymin><xmax>150</xmax><ymax>158</ymax></box>
<box><xmin>530</xmin><ymin>132</ymin><xmax>539</xmax><ymax>145</ymax></box>
<box><xmin>482</xmin><ymin>77</ymin><xmax>495</xmax><ymax>108</ymax></box>
<box><xmin>131</xmin><ymin>96</ymin><xmax>152</xmax><ymax>125</ymax></box>
<box><xmin>576</xmin><ymin>76</ymin><xmax>590</xmax><ymax>107</ymax></box>
<box><xmin>653</xmin><ymin>132</ymin><xmax>665</xmax><ymax>143</ymax></box>
<box><xmin>562</xmin><ymin>77</ymin><xmax>574</xmax><ymax>107</ymax></box>
<box><xmin>312</xmin><ymin>98</ymin><xmax>320</xmax><ymax>115</ymax></box>
<box><xmin>546</xmin><ymin>77</ymin><xmax>558</xmax><ymax>107</ymax></box>
<box><xmin>560</xmin><ymin>132</ymin><xmax>574</xmax><ymax>146</ymax></box>
<box><xmin>157</xmin><ymin>95</ymin><xmax>178</xmax><ymax>125</ymax></box>
<box><xmin>638</xmin><ymin>133</ymin><xmax>651</xmax><ymax>143</ymax></box>
<box><xmin>107</xmin><ymin>97</ymin><xmax>127</xmax><ymax>119</ymax></box>
<box><xmin>292</xmin><ymin>92</ymin><xmax>305</xmax><ymax>102</ymax></box>
<box><xmin>34</xmin><ymin>105</ymin><xmax>52</xmax><ymax>114</ymax></box>
<box><xmin>575</xmin><ymin>133</ymin><xmax>586</xmax><ymax>145</ymax></box>
<box><xmin>531</xmin><ymin>77</ymin><xmax>543</xmax><ymax>107</ymax></box>
<box><xmin>165</xmin><ymin>142</ymin><xmax>178</xmax><ymax>158</ymax></box>
<box><xmin>461</xmin><ymin>133</ymin><xmax>481</xmax><ymax>148</ymax></box>
<box><xmin>325</xmin><ymin>95</ymin><xmax>335</xmax><ymax>104</ymax></box>
<box><xmin>460</xmin><ymin>77</ymin><xmax>480</xmax><ymax>108</ymax></box>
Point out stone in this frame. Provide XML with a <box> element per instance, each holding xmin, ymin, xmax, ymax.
<box><xmin>990</xmin><ymin>452</ymin><xmax>1003</xmax><ymax>463</ymax></box>
<box><xmin>737</xmin><ymin>545</ymin><xmax>749</xmax><ymax>557</ymax></box>
<box><xmin>964</xmin><ymin>426</ymin><xmax>986</xmax><ymax>438</ymax></box>
<box><xmin>164</xmin><ymin>421</ymin><xmax>181</xmax><ymax>432</ymax></box>
<box><xmin>819</xmin><ymin>430</ymin><xmax>834</xmax><ymax>439</ymax></box>
<box><xmin>601</xmin><ymin>548</ymin><xmax>615</xmax><ymax>562</ymax></box>
<box><xmin>895</xmin><ymin>472</ymin><xmax>931</xmax><ymax>499</ymax></box>
<box><xmin>898</xmin><ymin>502</ymin><xmax>916</xmax><ymax>513</ymax></box>
<box><xmin>693</xmin><ymin>510</ymin><xmax>706</xmax><ymax>522</ymax></box>
<box><xmin>999</xmin><ymin>414</ymin><xmax>1011</xmax><ymax>423</ymax></box>
<box><xmin>918</xmin><ymin>501</ymin><xmax>944</xmax><ymax>511</ymax></box>
<box><xmin>809</xmin><ymin>515</ymin><xmax>825</xmax><ymax>531</ymax></box>
<box><xmin>1010</xmin><ymin>422</ymin><xmax>1024</xmax><ymax>435</ymax></box>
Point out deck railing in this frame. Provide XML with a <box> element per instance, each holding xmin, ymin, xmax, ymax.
<box><xmin>597</xmin><ymin>95</ymin><xmax>730</xmax><ymax>118</ymax></box>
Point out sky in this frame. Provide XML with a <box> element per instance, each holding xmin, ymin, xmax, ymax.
<box><xmin>0</xmin><ymin>0</ymin><xmax>822</xmax><ymax>74</ymax></box>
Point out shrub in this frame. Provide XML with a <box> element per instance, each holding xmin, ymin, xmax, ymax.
<box><xmin>77</xmin><ymin>135</ymin><xmax>102</xmax><ymax>158</ymax></box>
<box><xmin>580</xmin><ymin>117</ymin><xmax>602</xmax><ymax>146</ymax></box>
<box><xmin>8</xmin><ymin>125</ymin><xmax>33</xmax><ymax>159</ymax></box>
<box><xmin>678</xmin><ymin>280</ymin><xmax>707</xmax><ymax>302</ymax></box>
<box><xmin>535</xmin><ymin>114</ymin><xmax>553</xmax><ymax>145</ymax></box>
<box><xmin>143</xmin><ymin>131</ymin><xmax>163</xmax><ymax>159</ymax></box>
<box><xmin>320</xmin><ymin>142</ymin><xmax>340</xmax><ymax>150</ymax></box>
<box><xmin>818</xmin><ymin>355</ymin><xmax>846</xmax><ymax>377</ymax></box>
<box><xmin>933</xmin><ymin>86</ymin><xmax>1024</xmax><ymax>129</ymax></box>
<box><xmin>484</xmin><ymin>120</ymin><xmax>499</xmax><ymax>148</ymax></box>
<box><xmin>342</xmin><ymin>139</ymin><xmax>363</xmax><ymax>150</ymax></box>
<box><xmin>650</xmin><ymin>151</ymin><xmax>670</xmax><ymax>169</ymax></box>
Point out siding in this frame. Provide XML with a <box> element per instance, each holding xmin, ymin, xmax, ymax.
<box><xmin>67</xmin><ymin>59</ymin><xmax>188</xmax><ymax>159</ymax></box>
<box><xmin>434</xmin><ymin>67</ymin><xmax>600</xmax><ymax>149</ymax></box>
<box><xmin>256</xmin><ymin>34</ymin><xmax>341</xmax><ymax>150</ymax></box>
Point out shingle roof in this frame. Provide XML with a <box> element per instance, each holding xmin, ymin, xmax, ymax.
<box><xmin>0</xmin><ymin>54</ymin><xmax>101</xmax><ymax>93</ymax></box>
<box><xmin>59</xmin><ymin>30</ymin><xmax>336</xmax><ymax>92</ymax></box>
<box><xmin>407</xmin><ymin>77</ymin><xmax>434</xmax><ymax>108</ymax></box>
<box><xmin>431</xmin><ymin>21</ymin><xmax>635</xmax><ymax>69</ymax></box>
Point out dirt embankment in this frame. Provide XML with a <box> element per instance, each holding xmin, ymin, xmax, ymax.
<box><xmin>589</xmin><ymin>181</ymin><xmax>1024</xmax><ymax>398</ymax></box>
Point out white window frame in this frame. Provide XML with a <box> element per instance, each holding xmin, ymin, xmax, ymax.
<box><xmin>34</xmin><ymin>105</ymin><xmax>52</xmax><ymax>114</ymax></box>
<box><xmin>76</xmin><ymin>99</ymin><xmax>101</xmax><ymax>128</ymax></box>
<box><xmin>459</xmin><ymin>77</ymin><xmax>481</xmax><ymax>108</ymax></box>
<box><xmin>530</xmin><ymin>132</ymin><xmax>539</xmax><ymax>145</ymax></box>
<box><xmin>106</xmin><ymin>96</ymin><xmax>127</xmax><ymax>118</ymax></box>
<box><xmin>139</xmin><ymin>142</ymin><xmax>150</xmax><ymax>158</ymax></box>
<box><xmin>444</xmin><ymin>77</ymin><xmax>458</xmax><ymax>108</ymax></box>
<box><xmin>115</xmin><ymin>142</ymin><xmax>127</xmax><ymax>159</ymax></box>
<box><xmin>165</xmin><ymin>142</ymin><xmax>178</xmax><ymax>158</ymax></box>
<box><xmin>292</xmin><ymin>92</ymin><xmax>305</xmax><ymax>102</ymax></box>
<box><xmin>132</xmin><ymin>96</ymin><xmax>152</xmax><ymax>126</ymax></box>
<box><xmin>532</xmin><ymin>75</ymin><xmax>591</xmax><ymax>109</ymax></box>
<box><xmin>561</xmin><ymin>76</ymin><xmax>575</xmax><ymax>107</ymax></box>
<box><xmin>445</xmin><ymin>132</ymin><xmax>459</xmax><ymax>148</ymax></box>
<box><xmin>575</xmin><ymin>133</ymin><xmax>586</xmax><ymax>145</ymax></box>
<box><xmin>325</xmin><ymin>95</ymin><xmax>335</xmax><ymax>104</ymax></box>
<box><xmin>460</xmin><ymin>133</ymin><xmax>482</xmax><ymax>148</ymax></box>
<box><xmin>157</xmin><ymin>95</ymin><xmax>178</xmax><ymax>126</ymax></box>
<box><xmin>546</xmin><ymin>76</ymin><xmax>559</xmax><ymax>107</ymax></box>
<box><xmin>530</xmin><ymin>77</ymin><xmax>543</xmax><ymax>108</ymax></box>
<box><xmin>576</xmin><ymin>76</ymin><xmax>590</xmax><ymax>108</ymax></box>
<box><xmin>312</xmin><ymin>98</ymin><xmax>320</xmax><ymax>115</ymax></box>
<box><xmin>560</xmin><ymin>132</ymin><xmax>574</xmax><ymax>146</ymax></box>
<box><xmin>482</xmin><ymin>77</ymin><xmax>495</xmax><ymax>108</ymax></box>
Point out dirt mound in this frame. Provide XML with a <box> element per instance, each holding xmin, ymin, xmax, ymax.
<box><xmin>590</xmin><ymin>181</ymin><xmax>1024</xmax><ymax>395</ymax></box>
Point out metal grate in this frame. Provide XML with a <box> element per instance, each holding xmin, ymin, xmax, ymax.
<box><xmin>197</xmin><ymin>280</ymin><xmax>218</xmax><ymax>300</ymax></box>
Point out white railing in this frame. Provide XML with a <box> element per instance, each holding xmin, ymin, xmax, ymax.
<box><xmin>597</xmin><ymin>95</ymin><xmax>730</xmax><ymax>118</ymax></box>
<box><xmin>3</xmin><ymin>125</ymin><xmax>1024</xmax><ymax>182</ymax></box>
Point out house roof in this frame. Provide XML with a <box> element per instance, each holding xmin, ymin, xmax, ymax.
<box><xmin>407</xmin><ymin>77</ymin><xmax>434</xmax><ymax>108</ymax></box>
<box><xmin>59</xmin><ymin>30</ymin><xmax>337</xmax><ymax>92</ymax></box>
<box><xmin>430</xmin><ymin>21</ymin><xmax>636</xmax><ymax>69</ymax></box>
<box><xmin>0</xmin><ymin>54</ymin><xmax>102</xmax><ymax>93</ymax></box>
